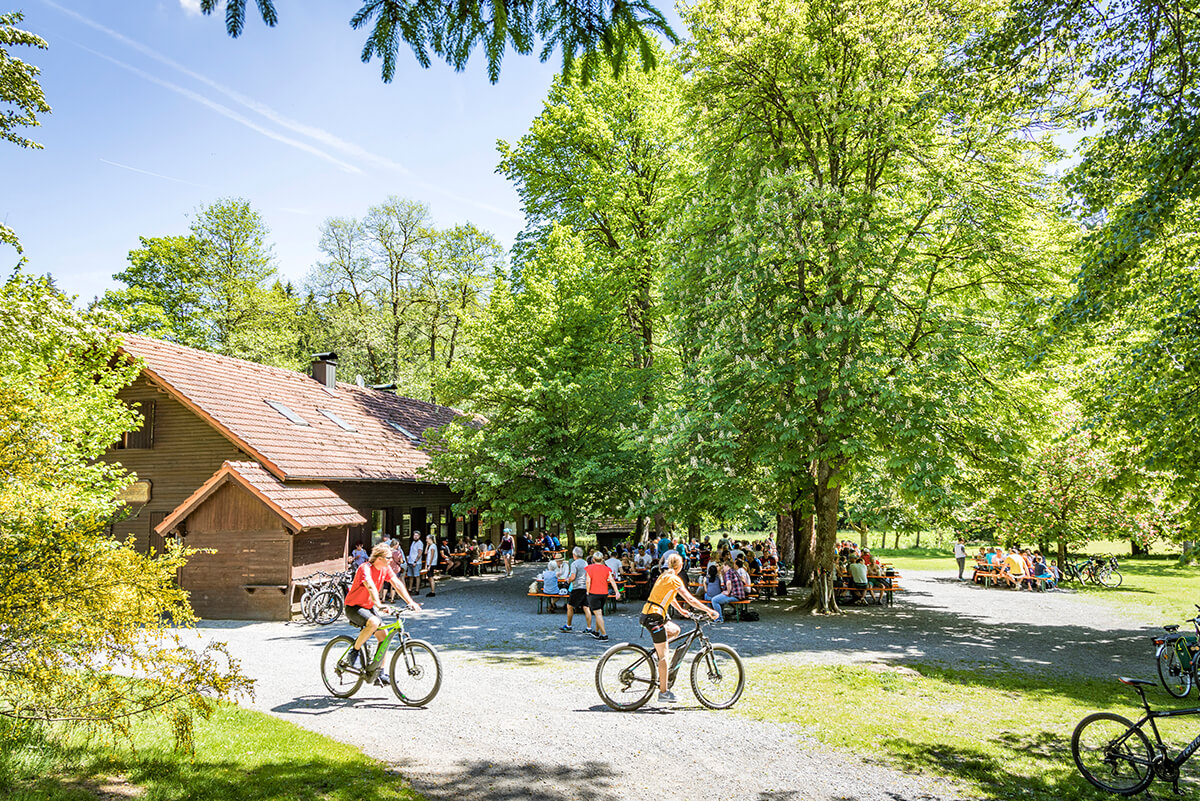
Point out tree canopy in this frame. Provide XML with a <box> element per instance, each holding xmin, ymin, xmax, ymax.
<box><xmin>199</xmin><ymin>0</ymin><xmax>676</xmax><ymax>83</ymax></box>
<box><xmin>0</xmin><ymin>11</ymin><xmax>51</xmax><ymax>258</ymax></box>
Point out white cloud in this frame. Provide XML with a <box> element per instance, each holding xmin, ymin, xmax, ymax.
<box><xmin>178</xmin><ymin>0</ymin><xmax>204</xmax><ymax>17</ymax></box>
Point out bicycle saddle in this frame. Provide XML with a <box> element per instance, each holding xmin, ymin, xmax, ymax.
<box><xmin>1119</xmin><ymin>677</ymin><xmax>1157</xmax><ymax>688</ymax></box>
<box><xmin>1164</xmin><ymin>624</ymin><xmax>1181</xmax><ymax>632</ymax></box>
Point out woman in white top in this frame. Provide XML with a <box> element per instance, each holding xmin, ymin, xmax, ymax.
<box><xmin>423</xmin><ymin>533</ymin><xmax>439</xmax><ymax>597</ymax></box>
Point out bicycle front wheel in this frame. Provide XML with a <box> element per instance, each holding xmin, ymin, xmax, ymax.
<box><xmin>320</xmin><ymin>635</ymin><xmax>365</xmax><ymax>698</ymax></box>
<box><xmin>690</xmin><ymin>644</ymin><xmax>745</xmax><ymax>709</ymax></box>
<box><xmin>312</xmin><ymin>589</ymin><xmax>343</xmax><ymax>625</ymax></box>
<box><xmin>595</xmin><ymin>643</ymin><xmax>657</xmax><ymax>711</ymax></box>
<box><xmin>1071</xmin><ymin>712</ymin><xmax>1154</xmax><ymax>795</ymax></box>
<box><xmin>390</xmin><ymin>639</ymin><xmax>442</xmax><ymax>706</ymax></box>
<box><xmin>1157</xmin><ymin>644</ymin><xmax>1192</xmax><ymax>698</ymax></box>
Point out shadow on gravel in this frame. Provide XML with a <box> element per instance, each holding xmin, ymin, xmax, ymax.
<box><xmin>270</xmin><ymin>695</ymin><xmax>424</xmax><ymax>715</ymax></box>
<box><xmin>411</xmin><ymin>758</ymin><xmax>616</xmax><ymax>801</ymax></box>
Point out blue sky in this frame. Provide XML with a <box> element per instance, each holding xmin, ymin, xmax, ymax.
<box><xmin>4</xmin><ymin>0</ymin><xmax>584</xmax><ymax>302</ymax></box>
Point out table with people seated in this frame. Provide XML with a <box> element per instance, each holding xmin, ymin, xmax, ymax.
<box><xmin>834</xmin><ymin>567</ymin><xmax>904</xmax><ymax>606</ymax></box>
<box><xmin>528</xmin><ymin>579</ymin><xmax>621</xmax><ymax>614</ymax></box>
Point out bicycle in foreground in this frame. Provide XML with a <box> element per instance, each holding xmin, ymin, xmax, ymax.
<box><xmin>1072</xmin><ymin>676</ymin><xmax>1200</xmax><ymax>796</ymax></box>
<box><xmin>1155</xmin><ymin>606</ymin><xmax>1200</xmax><ymax>698</ymax></box>
<box><xmin>595</xmin><ymin>610</ymin><xmax>745</xmax><ymax>711</ymax></box>
<box><xmin>320</xmin><ymin>607</ymin><xmax>442</xmax><ymax>705</ymax></box>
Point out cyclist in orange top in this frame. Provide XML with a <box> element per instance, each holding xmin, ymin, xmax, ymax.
<box><xmin>640</xmin><ymin>552</ymin><xmax>716</xmax><ymax>703</ymax></box>
<box><xmin>343</xmin><ymin>543</ymin><xmax>421</xmax><ymax>674</ymax></box>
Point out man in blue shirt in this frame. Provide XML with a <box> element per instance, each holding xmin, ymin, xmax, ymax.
<box><xmin>657</xmin><ymin>534</ymin><xmax>672</xmax><ymax>557</ymax></box>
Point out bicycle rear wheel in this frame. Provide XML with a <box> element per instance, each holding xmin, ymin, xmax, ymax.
<box><xmin>1071</xmin><ymin>712</ymin><xmax>1154</xmax><ymax>795</ymax></box>
<box><xmin>1157</xmin><ymin>644</ymin><xmax>1192</xmax><ymax>698</ymax></box>
<box><xmin>390</xmin><ymin>639</ymin><xmax>441</xmax><ymax>706</ymax></box>
<box><xmin>1100</xmin><ymin>568</ymin><xmax>1123</xmax><ymax>588</ymax></box>
<box><xmin>595</xmin><ymin>643</ymin><xmax>657</xmax><ymax>711</ymax></box>
<box><xmin>690</xmin><ymin>644</ymin><xmax>745</xmax><ymax>709</ymax></box>
<box><xmin>320</xmin><ymin>635</ymin><xmax>365</xmax><ymax>698</ymax></box>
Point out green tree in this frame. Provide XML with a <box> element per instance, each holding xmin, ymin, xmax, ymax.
<box><xmin>0</xmin><ymin>11</ymin><xmax>51</xmax><ymax>257</ymax></box>
<box><xmin>496</xmin><ymin>56</ymin><xmax>688</xmax><ymax>533</ymax></box>
<box><xmin>198</xmin><ymin>0</ymin><xmax>675</xmax><ymax>84</ymax></box>
<box><xmin>425</xmin><ymin>228</ymin><xmax>643</xmax><ymax>549</ymax></box>
<box><xmin>0</xmin><ymin>273</ymin><xmax>250</xmax><ymax>751</ymax></box>
<box><xmin>674</xmin><ymin>0</ymin><xmax>1071</xmax><ymax>611</ymax></box>
<box><xmin>989</xmin><ymin>1</ymin><xmax>1200</xmax><ymax>501</ymax></box>
<box><xmin>98</xmin><ymin>198</ymin><xmax>301</xmax><ymax>367</ymax></box>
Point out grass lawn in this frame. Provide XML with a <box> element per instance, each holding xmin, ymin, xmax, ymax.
<box><xmin>0</xmin><ymin>703</ymin><xmax>424</xmax><ymax>801</ymax></box>
<box><xmin>738</xmin><ymin>661</ymin><xmax>1200</xmax><ymax>799</ymax></box>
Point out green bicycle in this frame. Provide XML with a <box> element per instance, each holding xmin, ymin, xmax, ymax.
<box><xmin>320</xmin><ymin>608</ymin><xmax>442</xmax><ymax>706</ymax></box>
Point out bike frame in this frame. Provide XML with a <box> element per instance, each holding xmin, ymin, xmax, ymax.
<box><xmin>342</xmin><ymin>616</ymin><xmax>410</xmax><ymax>675</ymax></box>
<box><xmin>1121</xmin><ymin>696</ymin><xmax>1200</xmax><ymax>774</ymax></box>
<box><xmin>642</xmin><ymin>603</ymin><xmax>715</xmax><ymax>688</ymax></box>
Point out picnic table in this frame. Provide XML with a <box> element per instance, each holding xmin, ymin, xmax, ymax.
<box><xmin>529</xmin><ymin>580</ymin><xmax>621</xmax><ymax>614</ymax></box>
<box><xmin>835</xmin><ymin>569</ymin><xmax>905</xmax><ymax>606</ymax></box>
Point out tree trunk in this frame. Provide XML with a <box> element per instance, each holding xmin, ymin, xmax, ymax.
<box><xmin>894</xmin><ymin>530</ymin><xmax>900</xmax><ymax>549</ymax></box>
<box><xmin>1057</xmin><ymin>537</ymin><xmax>1067</xmax><ymax>574</ymax></box>
<box><xmin>687</xmin><ymin>518</ymin><xmax>700</xmax><ymax>542</ymax></box>
<box><xmin>791</xmin><ymin>507</ymin><xmax>816</xmax><ymax>587</ymax></box>
<box><xmin>1131</xmin><ymin>538</ymin><xmax>1147</xmax><ymax>557</ymax></box>
<box><xmin>803</xmin><ymin>458</ymin><xmax>842</xmax><ymax>613</ymax></box>
<box><xmin>635</xmin><ymin>515</ymin><xmax>645</xmax><ymax>544</ymax></box>
<box><xmin>654</xmin><ymin>513</ymin><xmax>666</xmax><ymax>539</ymax></box>
<box><xmin>777</xmin><ymin>507</ymin><xmax>794</xmax><ymax>568</ymax></box>
<box><xmin>566</xmin><ymin>521</ymin><xmax>576</xmax><ymax>554</ymax></box>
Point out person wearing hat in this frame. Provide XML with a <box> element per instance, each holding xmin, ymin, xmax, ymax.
<box><xmin>499</xmin><ymin>528</ymin><xmax>516</xmax><ymax>577</ymax></box>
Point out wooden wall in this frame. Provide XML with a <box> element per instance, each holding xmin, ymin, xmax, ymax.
<box><xmin>102</xmin><ymin>376</ymin><xmax>248</xmax><ymax>553</ymax></box>
<box><xmin>334</xmin><ymin>481</ymin><xmax>461</xmax><ymax>545</ymax></box>
<box><xmin>178</xmin><ymin>482</ymin><xmax>291</xmax><ymax>620</ymax></box>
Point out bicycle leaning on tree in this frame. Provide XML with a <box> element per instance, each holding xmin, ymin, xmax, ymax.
<box><xmin>1072</xmin><ymin>676</ymin><xmax>1200</xmax><ymax>796</ymax></box>
<box><xmin>319</xmin><ymin>607</ymin><xmax>442</xmax><ymax>706</ymax></box>
<box><xmin>594</xmin><ymin>608</ymin><xmax>745</xmax><ymax>711</ymax></box>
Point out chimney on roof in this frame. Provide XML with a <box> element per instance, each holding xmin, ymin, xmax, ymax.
<box><xmin>311</xmin><ymin>352</ymin><xmax>338</xmax><ymax>389</ymax></box>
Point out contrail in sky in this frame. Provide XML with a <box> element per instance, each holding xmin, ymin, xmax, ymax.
<box><xmin>76</xmin><ymin>44</ymin><xmax>363</xmax><ymax>174</ymax></box>
<box><xmin>41</xmin><ymin>0</ymin><xmax>406</xmax><ymax>174</ymax></box>
<box><xmin>99</xmin><ymin>158</ymin><xmax>211</xmax><ymax>188</ymax></box>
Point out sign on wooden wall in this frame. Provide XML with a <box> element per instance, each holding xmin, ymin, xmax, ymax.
<box><xmin>117</xmin><ymin>479</ymin><xmax>152</xmax><ymax>504</ymax></box>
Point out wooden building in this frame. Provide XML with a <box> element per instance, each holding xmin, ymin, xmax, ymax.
<box><xmin>104</xmin><ymin>336</ymin><xmax>473</xmax><ymax>620</ymax></box>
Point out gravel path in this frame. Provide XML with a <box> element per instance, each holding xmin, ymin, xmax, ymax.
<box><xmin>193</xmin><ymin>564</ymin><xmax>1166</xmax><ymax>801</ymax></box>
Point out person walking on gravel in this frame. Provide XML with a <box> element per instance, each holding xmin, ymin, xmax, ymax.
<box><xmin>641</xmin><ymin>552</ymin><xmax>716</xmax><ymax>703</ymax></box>
<box><xmin>343</xmin><ymin>543</ymin><xmax>421</xmax><ymax>681</ymax></box>
<box><xmin>560</xmin><ymin>546</ymin><xmax>593</xmax><ymax>633</ymax></box>
<box><xmin>585</xmin><ymin>551</ymin><xmax>620</xmax><ymax>642</ymax></box>
<box><xmin>953</xmin><ymin>538</ymin><xmax>967</xmax><ymax>580</ymax></box>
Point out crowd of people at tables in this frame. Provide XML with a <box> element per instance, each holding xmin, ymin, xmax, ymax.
<box><xmin>834</xmin><ymin>540</ymin><xmax>896</xmax><ymax>605</ymax></box>
<box><xmin>972</xmin><ymin>546</ymin><xmax>1058</xmax><ymax>590</ymax></box>
<box><xmin>536</xmin><ymin>534</ymin><xmax>778</xmax><ymax>624</ymax></box>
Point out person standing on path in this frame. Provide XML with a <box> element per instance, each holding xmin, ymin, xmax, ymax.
<box><xmin>954</xmin><ymin>538</ymin><xmax>967</xmax><ymax>580</ymax></box>
<box><xmin>406</xmin><ymin>531</ymin><xmax>425</xmax><ymax>593</ymax></box>
<box><xmin>560</xmin><ymin>546</ymin><xmax>594</xmax><ymax>633</ymax></box>
<box><xmin>423</xmin><ymin>532</ymin><xmax>439</xmax><ymax>596</ymax></box>
<box><xmin>641</xmin><ymin>552</ymin><xmax>716</xmax><ymax>703</ymax></box>
<box><xmin>585</xmin><ymin>551</ymin><xmax>620</xmax><ymax>642</ymax></box>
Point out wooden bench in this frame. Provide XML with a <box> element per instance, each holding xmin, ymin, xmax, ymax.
<box><xmin>529</xmin><ymin>588</ymin><xmax>618</xmax><ymax>614</ymax></box>
<box><xmin>471</xmin><ymin>552</ymin><xmax>499</xmax><ymax>574</ymax></box>
<box><xmin>699</xmin><ymin>598</ymin><xmax>753</xmax><ymax>620</ymax></box>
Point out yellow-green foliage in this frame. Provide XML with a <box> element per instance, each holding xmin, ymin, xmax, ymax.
<box><xmin>0</xmin><ymin>274</ymin><xmax>251</xmax><ymax>749</ymax></box>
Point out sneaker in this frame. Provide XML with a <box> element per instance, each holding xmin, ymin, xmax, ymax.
<box><xmin>584</xmin><ymin>628</ymin><xmax>594</xmax><ymax>636</ymax></box>
<box><xmin>373</xmin><ymin>671</ymin><xmax>391</xmax><ymax>687</ymax></box>
<box><xmin>658</xmin><ymin>690</ymin><xmax>678</xmax><ymax>703</ymax></box>
<box><xmin>594</xmin><ymin>634</ymin><xmax>609</xmax><ymax>642</ymax></box>
<box><xmin>712</xmin><ymin>619</ymin><xmax>724</xmax><ymax>625</ymax></box>
<box><xmin>426</xmin><ymin>592</ymin><xmax>436</xmax><ymax>597</ymax></box>
<box><xmin>559</xmin><ymin>625</ymin><xmax>572</xmax><ymax>632</ymax></box>
<box><xmin>338</xmin><ymin>648</ymin><xmax>360</xmax><ymax>669</ymax></box>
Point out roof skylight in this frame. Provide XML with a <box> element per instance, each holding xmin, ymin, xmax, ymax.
<box><xmin>318</xmin><ymin>408</ymin><xmax>356</xmax><ymax>432</ymax></box>
<box><xmin>264</xmin><ymin>399</ymin><xmax>309</xmax><ymax>426</ymax></box>
<box><xmin>386</xmin><ymin>421</ymin><xmax>421</xmax><ymax>442</ymax></box>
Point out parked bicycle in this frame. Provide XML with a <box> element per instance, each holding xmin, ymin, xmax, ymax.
<box><xmin>1155</xmin><ymin>606</ymin><xmax>1200</xmax><ymax>698</ymax></box>
<box><xmin>320</xmin><ymin>607</ymin><xmax>442</xmax><ymax>705</ymax></box>
<box><xmin>595</xmin><ymin>610</ymin><xmax>744</xmax><ymax>711</ymax></box>
<box><xmin>298</xmin><ymin>569</ymin><xmax>353</xmax><ymax>624</ymax></box>
<box><xmin>1062</xmin><ymin>556</ymin><xmax>1123</xmax><ymax>588</ymax></box>
<box><xmin>1072</xmin><ymin>676</ymin><xmax>1200</xmax><ymax>796</ymax></box>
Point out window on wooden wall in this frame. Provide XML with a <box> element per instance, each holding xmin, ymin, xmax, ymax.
<box><xmin>114</xmin><ymin>400</ymin><xmax>155</xmax><ymax>449</ymax></box>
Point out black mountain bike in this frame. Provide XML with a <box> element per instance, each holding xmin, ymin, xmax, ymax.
<box><xmin>594</xmin><ymin>607</ymin><xmax>745</xmax><ymax>711</ymax></box>
<box><xmin>1072</xmin><ymin>677</ymin><xmax>1200</xmax><ymax>796</ymax></box>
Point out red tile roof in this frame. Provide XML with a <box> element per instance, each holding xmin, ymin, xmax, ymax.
<box><xmin>119</xmin><ymin>335</ymin><xmax>461</xmax><ymax>482</ymax></box>
<box><xmin>156</xmin><ymin>461</ymin><xmax>367</xmax><ymax>534</ymax></box>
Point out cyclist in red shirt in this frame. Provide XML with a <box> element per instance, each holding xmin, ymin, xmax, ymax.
<box><xmin>343</xmin><ymin>543</ymin><xmax>421</xmax><ymax>674</ymax></box>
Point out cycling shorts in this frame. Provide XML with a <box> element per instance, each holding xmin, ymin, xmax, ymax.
<box><xmin>641</xmin><ymin>613</ymin><xmax>668</xmax><ymax>644</ymax></box>
<box><xmin>345</xmin><ymin>604</ymin><xmax>380</xmax><ymax>629</ymax></box>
